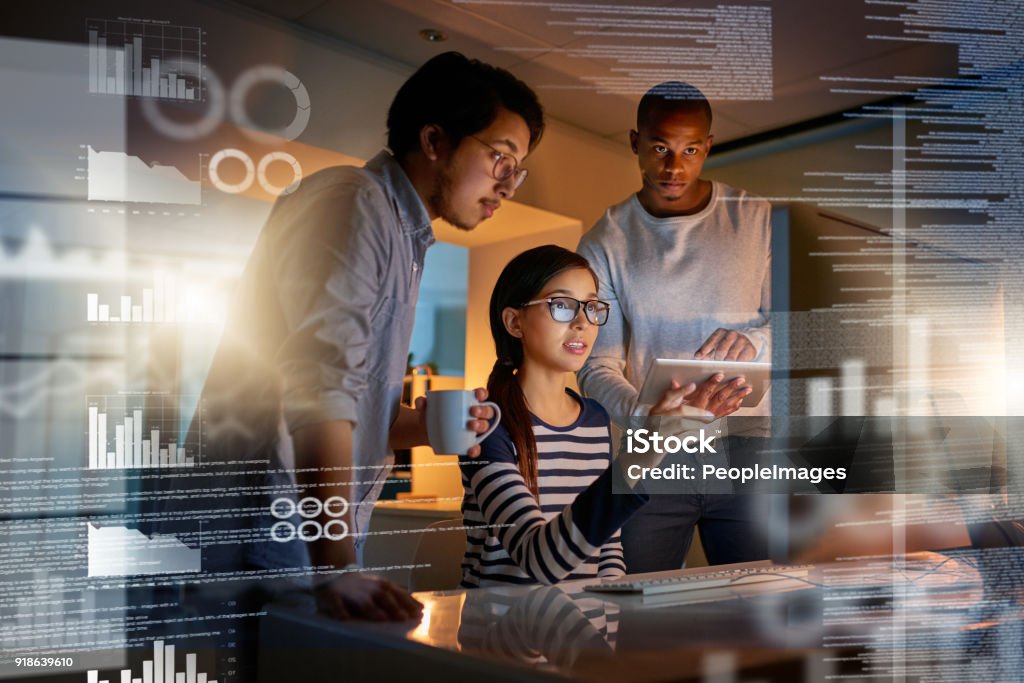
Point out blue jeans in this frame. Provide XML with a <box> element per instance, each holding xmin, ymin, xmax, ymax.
<box><xmin>621</xmin><ymin>436</ymin><xmax>771</xmax><ymax>572</ymax></box>
<box><xmin>621</xmin><ymin>493</ymin><xmax>770</xmax><ymax>572</ymax></box>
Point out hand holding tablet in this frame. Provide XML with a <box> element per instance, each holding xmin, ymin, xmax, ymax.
<box><xmin>695</xmin><ymin>327</ymin><xmax>760</xmax><ymax>362</ymax></box>
<box><xmin>639</xmin><ymin>358</ymin><xmax>771</xmax><ymax>409</ymax></box>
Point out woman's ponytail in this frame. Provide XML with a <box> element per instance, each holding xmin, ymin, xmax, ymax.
<box><xmin>487</xmin><ymin>356</ymin><xmax>538</xmax><ymax>497</ymax></box>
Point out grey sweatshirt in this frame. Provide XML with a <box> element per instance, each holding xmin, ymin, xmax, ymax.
<box><xmin>576</xmin><ymin>181</ymin><xmax>771</xmax><ymax>420</ymax></box>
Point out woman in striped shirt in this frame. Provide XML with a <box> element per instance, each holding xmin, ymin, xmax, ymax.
<box><xmin>460</xmin><ymin>245</ymin><xmax>715</xmax><ymax>587</ymax></box>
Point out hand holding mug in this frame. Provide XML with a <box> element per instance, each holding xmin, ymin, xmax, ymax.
<box><xmin>419</xmin><ymin>388</ymin><xmax>501</xmax><ymax>457</ymax></box>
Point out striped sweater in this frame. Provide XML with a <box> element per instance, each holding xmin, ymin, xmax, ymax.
<box><xmin>459</xmin><ymin>390</ymin><xmax>648</xmax><ymax>587</ymax></box>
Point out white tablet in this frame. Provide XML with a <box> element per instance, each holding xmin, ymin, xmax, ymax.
<box><xmin>637</xmin><ymin>358</ymin><xmax>771</xmax><ymax>408</ymax></box>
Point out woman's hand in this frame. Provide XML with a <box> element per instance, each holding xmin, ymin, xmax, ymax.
<box><xmin>650</xmin><ymin>380</ymin><xmax>702</xmax><ymax>418</ymax></box>
<box><xmin>650</xmin><ymin>376</ymin><xmax>751</xmax><ymax>420</ymax></box>
<box><xmin>666</xmin><ymin>374</ymin><xmax>752</xmax><ymax>418</ymax></box>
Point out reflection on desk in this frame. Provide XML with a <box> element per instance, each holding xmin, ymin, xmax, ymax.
<box><xmin>457</xmin><ymin>586</ymin><xmax>616</xmax><ymax>670</ymax></box>
<box><xmin>259</xmin><ymin>549</ymin><xmax>1024</xmax><ymax>683</ymax></box>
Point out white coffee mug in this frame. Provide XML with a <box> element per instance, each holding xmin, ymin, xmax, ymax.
<box><xmin>425</xmin><ymin>389</ymin><xmax>502</xmax><ymax>455</ymax></box>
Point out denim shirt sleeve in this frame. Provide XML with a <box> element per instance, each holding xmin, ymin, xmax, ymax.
<box><xmin>270</xmin><ymin>179</ymin><xmax>391</xmax><ymax>432</ymax></box>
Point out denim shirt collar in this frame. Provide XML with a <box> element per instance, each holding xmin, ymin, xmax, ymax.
<box><xmin>366</xmin><ymin>150</ymin><xmax>435</xmax><ymax>246</ymax></box>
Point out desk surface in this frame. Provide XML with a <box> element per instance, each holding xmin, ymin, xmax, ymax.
<box><xmin>260</xmin><ymin>550</ymin><xmax>1024</xmax><ymax>683</ymax></box>
<box><xmin>371</xmin><ymin>498</ymin><xmax>463</xmax><ymax>517</ymax></box>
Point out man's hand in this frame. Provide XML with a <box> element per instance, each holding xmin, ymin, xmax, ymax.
<box><xmin>695</xmin><ymin>328</ymin><xmax>758</xmax><ymax>361</ymax></box>
<box><xmin>315</xmin><ymin>572</ymin><xmax>423</xmax><ymax>621</ymax></box>
<box><xmin>413</xmin><ymin>387</ymin><xmax>496</xmax><ymax>458</ymax></box>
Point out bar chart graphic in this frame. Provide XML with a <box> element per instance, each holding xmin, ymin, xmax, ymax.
<box><xmin>87</xmin><ymin>639</ymin><xmax>217</xmax><ymax>683</ymax></box>
<box><xmin>86</xmin><ymin>270</ymin><xmax>226</xmax><ymax>324</ymax></box>
<box><xmin>87</xmin><ymin>395</ymin><xmax>201</xmax><ymax>469</ymax></box>
<box><xmin>87</xmin><ymin>525</ymin><xmax>201</xmax><ymax>577</ymax></box>
<box><xmin>87</xmin><ymin>146</ymin><xmax>202</xmax><ymax>205</ymax></box>
<box><xmin>87</xmin><ymin>19</ymin><xmax>204</xmax><ymax>100</ymax></box>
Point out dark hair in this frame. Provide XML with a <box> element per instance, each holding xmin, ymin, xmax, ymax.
<box><xmin>487</xmin><ymin>245</ymin><xmax>597</xmax><ymax>497</ymax></box>
<box><xmin>387</xmin><ymin>51</ymin><xmax>545</xmax><ymax>161</ymax></box>
<box><xmin>637</xmin><ymin>81</ymin><xmax>712</xmax><ymax>132</ymax></box>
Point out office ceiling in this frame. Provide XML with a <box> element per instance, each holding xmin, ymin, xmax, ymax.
<box><xmin>227</xmin><ymin>0</ymin><xmax>957</xmax><ymax>145</ymax></box>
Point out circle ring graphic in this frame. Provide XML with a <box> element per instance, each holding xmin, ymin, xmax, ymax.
<box><xmin>208</xmin><ymin>149</ymin><xmax>255</xmax><ymax>194</ymax></box>
<box><xmin>297</xmin><ymin>496</ymin><xmax>324</xmax><ymax>519</ymax></box>
<box><xmin>298</xmin><ymin>520</ymin><xmax>323</xmax><ymax>541</ymax></box>
<box><xmin>270</xmin><ymin>521</ymin><xmax>296</xmax><ymax>543</ymax></box>
<box><xmin>257</xmin><ymin>151</ymin><xmax>303</xmax><ymax>195</ymax></box>
<box><xmin>230</xmin><ymin>65</ymin><xmax>311</xmax><ymax>144</ymax></box>
<box><xmin>270</xmin><ymin>497</ymin><xmax>297</xmax><ymax>519</ymax></box>
<box><xmin>323</xmin><ymin>520</ymin><xmax>348</xmax><ymax>541</ymax></box>
<box><xmin>323</xmin><ymin>495</ymin><xmax>349</xmax><ymax>519</ymax></box>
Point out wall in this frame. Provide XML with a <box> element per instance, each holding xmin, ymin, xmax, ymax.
<box><xmin>512</xmin><ymin>119</ymin><xmax>638</xmax><ymax>231</ymax></box>
<box><xmin>703</xmin><ymin>117</ymin><xmax>893</xmax><ymax>227</ymax></box>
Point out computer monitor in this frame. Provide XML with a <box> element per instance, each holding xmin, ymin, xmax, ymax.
<box><xmin>770</xmin><ymin>202</ymin><xmax>1006</xmax><ymax>419</ymax></box>
<box><xmin>766</xmin><ymin>203</ymin><xmax>1018</xmax><ymax>560</ymax></box>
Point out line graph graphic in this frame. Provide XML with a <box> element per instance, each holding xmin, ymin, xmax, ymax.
<box><xmin>0</xmin><ymin>361</ymin><xmax>127</xmax><ymax>420</ymax></box>
<box><xmin>87</xmin><ymin>146</ymin><xmax>201</xmax><ymax>205</ymax></box>
<box><xmin>0</xmin><ymin>228</ymin><xmax>128</xmax><ymax>280</ymax></box>
<box><xmin>87</xmin><ymin>524</ymin><xmax>201</xmax><ymax>576</ymax></box>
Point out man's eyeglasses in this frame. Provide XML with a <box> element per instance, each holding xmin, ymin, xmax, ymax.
<box><xmin>521</xmin><ymin>297</ymin><xmax>611</xmax><ymax>326</ymax></box>
<box><xmin>469</xmin><ymin>136</ymin><xmax>528</xmax><ymax>189</ymax></box>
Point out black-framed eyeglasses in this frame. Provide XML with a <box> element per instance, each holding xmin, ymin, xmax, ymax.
<box><xmin>521</xmin><ymin>297</ymin><xmax>611</xmax><ymax>326</ymax></box>
<box><xmin>469</xmin><ymin>136</ymin><xmax>528</xmax><ymax>189</ymax></box>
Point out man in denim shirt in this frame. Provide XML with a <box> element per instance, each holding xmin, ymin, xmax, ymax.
<box><xmin>193</xmin><ymin>52</ymin><xmax>544</xmax><ymax>620</ymax></box>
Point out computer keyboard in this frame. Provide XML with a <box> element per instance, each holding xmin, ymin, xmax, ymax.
<box><xmin>584</xmin><ymin>565</ymin><xmax>814</xmax><ymax>595</ymax></box>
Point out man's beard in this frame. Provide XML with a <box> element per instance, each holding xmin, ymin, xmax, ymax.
<box><xmin>429</xmin><ymin>164</ymin><xmax>474</xmax><ymax>231</ymax></box>
<box><xmin>646</xmin><ymin>175</ymin><xmax>684</xmax><ymax>203</ymax></box>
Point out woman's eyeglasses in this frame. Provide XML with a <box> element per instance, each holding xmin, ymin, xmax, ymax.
<box><xmin>521</xmin><ymin>297</ymin><xmax>611</xmax><ymax>326</ymax></box>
